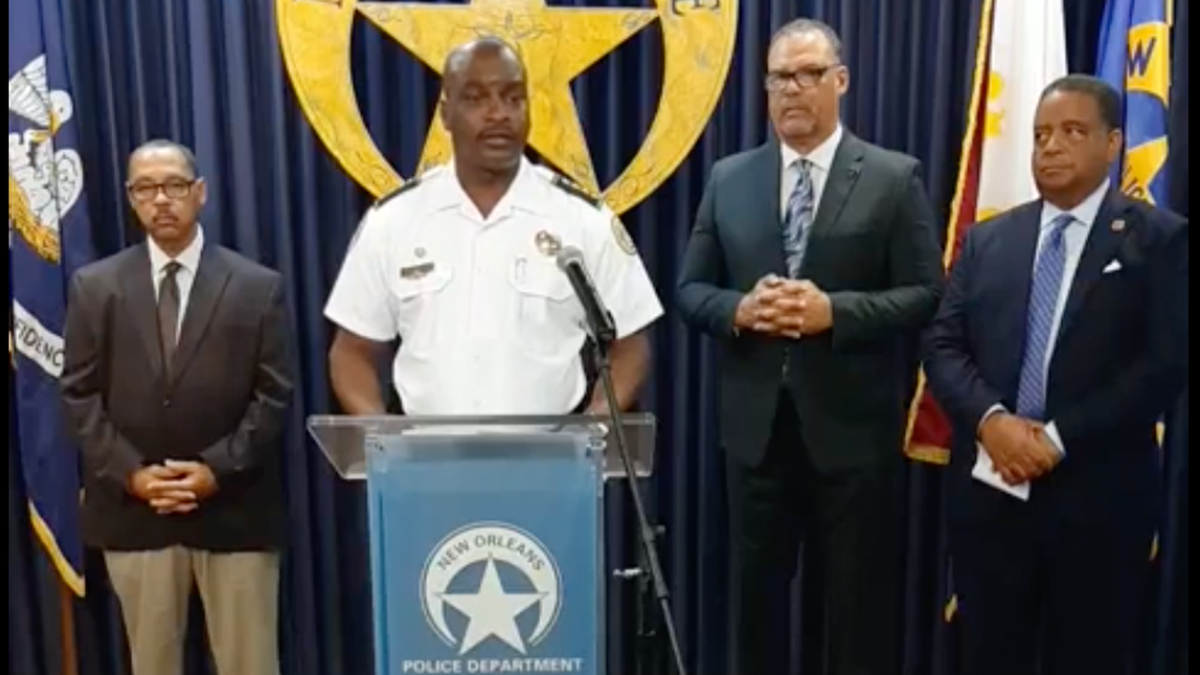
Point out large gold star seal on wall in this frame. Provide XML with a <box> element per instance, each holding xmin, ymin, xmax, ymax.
<box><xmin>360</xmin><ymin>0</ymin><xmax>656</xmax><ymax>192</ymax></box>
<box><xmin>277</xmin><ymin>0</ymin><xmax>738</xmax><ymax>215</ymax></box>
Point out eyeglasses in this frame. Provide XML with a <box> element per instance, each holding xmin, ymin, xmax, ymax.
<box><xmin>127</xmin><ymin>179</ymin><xmax>196</xmax><ymax>202</ymax></box>
<box><xmin>765</xmin><ymin>64</ymin><xmax>838</xmax><ymax>92</ymax></box>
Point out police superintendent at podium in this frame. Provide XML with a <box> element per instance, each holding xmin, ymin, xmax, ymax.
<box><xmin>324</xmin><ymin>37</ymin><xmax>663</xmax><ymax>417</ymax></box>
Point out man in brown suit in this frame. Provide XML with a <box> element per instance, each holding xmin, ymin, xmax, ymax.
<box><xmin>60</xmin><ymin>140</ymin><xmax>293</xmax><ymax>675</ymax></box>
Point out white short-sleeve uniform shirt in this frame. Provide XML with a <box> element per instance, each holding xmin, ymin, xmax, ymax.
<box><xmin>324</xmin><ymin>158</ymin><xmax>664</xmax><ymax>416</ymax></box>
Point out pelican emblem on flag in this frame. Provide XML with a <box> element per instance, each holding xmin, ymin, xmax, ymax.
<box><xmin>8</xmin><ymin>54</ymin><xmax>84</xmax><ymax>263</ymax></box>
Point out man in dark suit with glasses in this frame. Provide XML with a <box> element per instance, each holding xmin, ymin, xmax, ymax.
<box><xmin>677</xmin><ymin>19</ymin><xmax>944</xmax><ymax>675</ymax></box>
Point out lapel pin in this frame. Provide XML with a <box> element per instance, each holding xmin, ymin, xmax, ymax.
<box><xmin>1111</xmin><ymin>219</ymin><xmax>1126</xmax><ymax>233</ymax></box>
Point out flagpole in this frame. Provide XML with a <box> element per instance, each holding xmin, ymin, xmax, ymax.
<box><xmin>58</xmin><ymin>578</ymin><xmax>78</xmax><ymax>675</ymax></box>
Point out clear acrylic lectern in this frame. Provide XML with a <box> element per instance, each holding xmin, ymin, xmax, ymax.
<box><xmin>308</xmin><ymin>414</ymin><xmax>656</xmax><ymax>675</ymax></box>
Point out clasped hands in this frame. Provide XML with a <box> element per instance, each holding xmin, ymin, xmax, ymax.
<box><xmin>979</xmin><ymin>413</ymin><xmax>1062</xmax><ymax>485</ymax></box>
<box><xmin>735</xmin><ymin>275</ymin><xmax>832</xmax><ymax>339</ymax></box>
<box><xmin>129</xmin><ymin>460</ymin><xmax>218</xmax><ymax>515</ymax></box>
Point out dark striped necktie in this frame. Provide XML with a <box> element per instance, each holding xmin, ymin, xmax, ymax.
<box><xmin>158</xmin><ymin>261</ymin><xmax>182</xmax><ymax>373</ymax></box>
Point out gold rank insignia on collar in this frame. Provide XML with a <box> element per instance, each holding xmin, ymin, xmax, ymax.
<box><xmin>535</xmin><ymin>230</ymin><xmax>562</xmax><ymax>256</ymax></box>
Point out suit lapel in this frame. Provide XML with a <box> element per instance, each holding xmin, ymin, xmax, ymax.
<box><xmin>170</xmin><ymin>245</ymin><xmax>231</xmax><ymax>386</ymax></box>
<box><xmin>1057</xmin><ymin>190</ymin><xmax>1131</xmax><ymax>343</ymax></box>
<box><xmin>119</xmin><ymin>244</ymin><xmax>167</xmax><ymax>380</ymax></box>
<box><xmin>807</xmin><ymin>133</ymin><xmax>865</xmax><ymax>239</ymax></box>
<box><xmin>998</xmin><ymin>203</ymin><xmax>1043</xmax><ymax>389</ymax></box>
<box><xmin>747</xmin><ymin>142</ymin><xmax>788</xmax><ymax>275</ymax></box>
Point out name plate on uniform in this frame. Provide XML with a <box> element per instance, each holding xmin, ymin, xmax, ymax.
<box><xmin>366</xmin><ymin>430</ymin><xmax>602</xmax><ymax>675</ymax></box>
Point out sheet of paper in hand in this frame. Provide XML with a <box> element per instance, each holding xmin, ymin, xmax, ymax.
<box><xmin>972</xmin><ymin>443</ymin><xmax>1031</xmax><ymax>501</ymax></box>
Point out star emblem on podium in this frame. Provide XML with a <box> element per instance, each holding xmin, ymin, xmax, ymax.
<box><xmin>440</xmin><ymin>556</ymin><xmax>546</xmax><ymax>655</ymax></box>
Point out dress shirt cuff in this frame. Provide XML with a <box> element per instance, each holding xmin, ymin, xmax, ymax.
<box><xmin>728</xmin><ymin>295</ymin><xmax>743</xmax><ymax>337</ymax></box>
<box><xmin>977</xmin><ymin>404</ymin><xmax>1007</xmax><ymax>437</ymax></box>
<box><xmin>1043</xmin><ymin>421</ymin><xmax>1066</xmax><ymax>456</ymax></box>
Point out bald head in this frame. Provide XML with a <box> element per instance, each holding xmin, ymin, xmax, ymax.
<box><xmin>439</xmin><ymin>36</ymin><xmax>530</xmax><ymax>176</ymax></box>
<box><xmin>442</xmin><ymin>36</ymin><xmax>525</xmax><ymax>92</ymax></box>
<box><xmin>128</xmin><ymin>139</ymin><xmax>198</xmax><ymax>179</ymax></box>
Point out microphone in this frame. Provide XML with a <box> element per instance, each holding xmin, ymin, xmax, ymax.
<box><xmin>555</xmin><ymin>246</ymin><xmax>617</xmax><ymax>347</ymax></box>
<box><xmin>557</xmin><ymin>244</ymin><xmax>690</xmax><ymax>675</ymax></box>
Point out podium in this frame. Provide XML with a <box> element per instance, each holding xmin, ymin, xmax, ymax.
<box><xmin>309</xmin><ymin>414</ymin><xmax>657</xmax><ymax>675</ymax></box>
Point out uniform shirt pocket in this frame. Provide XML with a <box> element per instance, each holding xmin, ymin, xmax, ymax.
<box><xmin>390</xmin><ymin>266</ymin><xmax>453</xmax><ymax>359</ymax></box>
<box><xmin>508</xmin><ymin>258</ymin><xmax>583</xmax><ymax>361</ymax></box>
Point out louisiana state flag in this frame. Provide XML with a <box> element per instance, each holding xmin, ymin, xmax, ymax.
<box><xmin>1096</xmin><ymin>0</ymin><xmax>1172</xmax><ymax>205</ymax></box>
<box><xmin>8</xmin><ymin>0</ymin><xmax>95</xmax><ymax>597</ymax></box>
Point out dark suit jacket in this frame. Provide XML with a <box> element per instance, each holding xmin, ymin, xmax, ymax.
<box><xmin>61</xmin><ymin>242</ymin><xmax>294</xmax><ymax>551</ymax></box>
<box><xmin>923</xmin><ymin>191</ymin><xmax>1188</xmax><ymax>527</ymax></box>
<box><xmin>676</xmin><ymin>134</ymin><xmax>944</xmax><ymax>471</ymax></box>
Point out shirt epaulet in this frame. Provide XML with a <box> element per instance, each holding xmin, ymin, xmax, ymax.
<box><xmin>373</xmin><ymin>176</ymin><xmax>423</xmax><ymax>211</ymax></box>
<box><xmin>543</xmin><ymin>169</ymin><xmax>602</xmax><ymax>210</ymax></box>
<box><xmin>374</xmin><ymin>162</ymin><xmax>450</xmax><ymax>211</ymax></box>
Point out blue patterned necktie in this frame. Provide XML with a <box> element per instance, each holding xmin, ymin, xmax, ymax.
<box><xmin>1015</xmin><ymin>213</ymin><xmax>1074</xmax><ymax>420</ymax></box>
<box><xmin>783</xmin><ymin>159</ymin><xmax>814</xmax><ymax>278</ymax></box>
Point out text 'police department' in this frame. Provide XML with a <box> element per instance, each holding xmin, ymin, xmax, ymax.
<box><xmin>402</xmin><ymin>657</ymin><xmax>586</xmax><ymax>673</ymax></box>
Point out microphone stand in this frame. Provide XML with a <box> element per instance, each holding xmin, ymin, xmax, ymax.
<box><xmin>589</xmin><ymin>321</ymin><xmax>688</xmax><ymax>675</ymax></box>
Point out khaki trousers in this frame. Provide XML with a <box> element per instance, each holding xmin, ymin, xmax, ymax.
<box><xmin>104</xmin><ymin>547</ymin><xmax>280</xmax><ymax>675</ymax></box>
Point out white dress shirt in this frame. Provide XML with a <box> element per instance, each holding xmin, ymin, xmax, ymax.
<box><xmin>981</xmin><ymin>179</ymin><xmax>1111</xmax><ymax>455</ymax></box>
<box><xmin>1036</xmin><ymin>180</ymin><xmax>1108</xmax><ymax>371</ymax></box>
<box><xmin>147</xmin><ymin>226</ymin><xmax>205</xmax><ymax>340</ymax></box>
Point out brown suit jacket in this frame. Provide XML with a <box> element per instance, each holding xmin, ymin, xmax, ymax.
<box><xmin>60</xmin><ymin>241</ymin><xmax>293</xmax><ymax>551</ymax></box>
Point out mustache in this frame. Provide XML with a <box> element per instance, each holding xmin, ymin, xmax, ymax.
<box><xmin>479</xmin><ymin>127</ymin><xmax>516</xmax><ymax>138</ymax></box>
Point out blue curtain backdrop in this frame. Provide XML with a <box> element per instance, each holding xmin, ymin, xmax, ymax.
<box><xmin>7</xmin><ymin>1</ymin><xmax>1188</xmax><ymax>675</ymax></box>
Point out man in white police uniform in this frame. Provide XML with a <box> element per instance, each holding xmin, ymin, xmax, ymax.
<box><xmin>325</xmin><ymin>36</ymin><xmax>663</xmax><ymax>416</ymax></box>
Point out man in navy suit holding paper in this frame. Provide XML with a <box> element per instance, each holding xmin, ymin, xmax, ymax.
<box><xmin>924</xmin><ymin>74</ymin><xmax>1188</xmax><ymax>675</ymax></box>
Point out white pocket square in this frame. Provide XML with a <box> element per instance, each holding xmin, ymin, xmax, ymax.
<box><xmin>1103</xmin><ymin>259</ymin><xmax>1123</xmax><ymax>273</ymax></box>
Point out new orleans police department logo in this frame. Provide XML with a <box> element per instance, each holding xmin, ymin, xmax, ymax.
<box><xmin>276</xmin><ymin>0</ymin><xmax>737</xmax><ymax>216</ymax></box>
<box><xmin>409</xmin><ymin>522</ymin><xmax>579</xmax><ymax>672</ymax></box>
